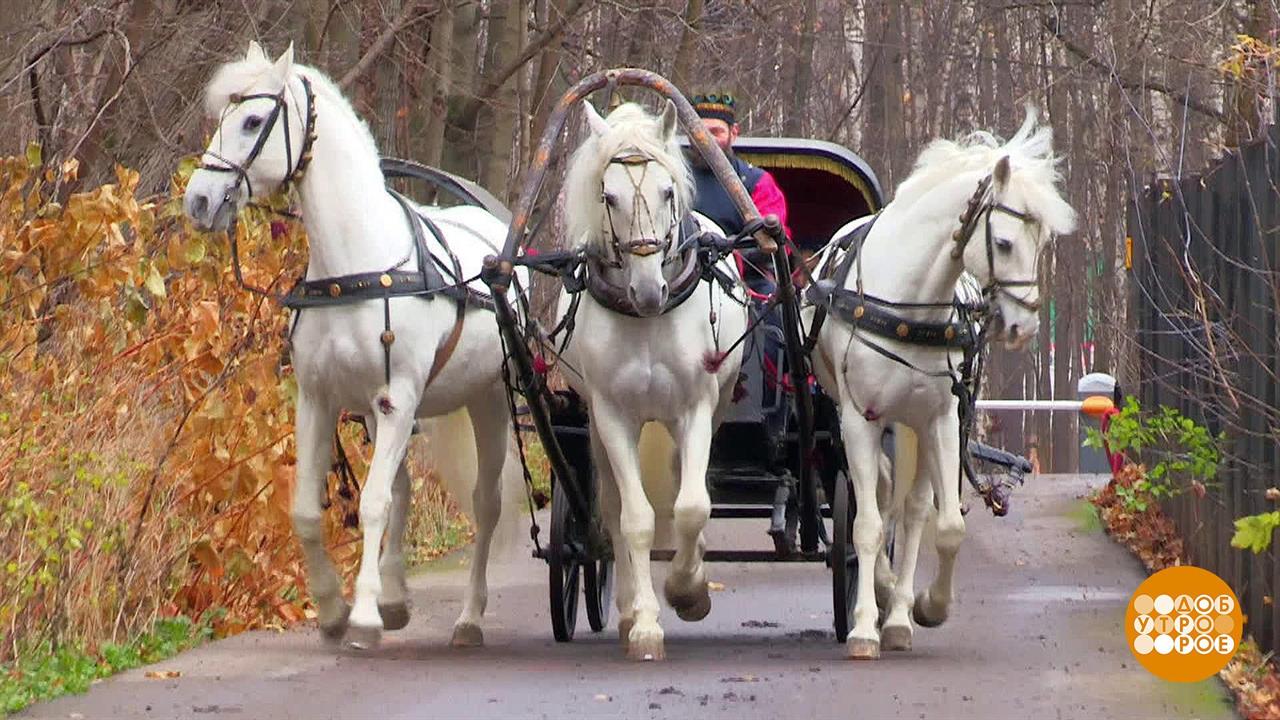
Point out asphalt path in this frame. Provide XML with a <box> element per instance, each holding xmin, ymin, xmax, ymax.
<box><xmin>22</xmin><ymin>474</ymin><xmax>1236</xmax><ymax>719</ymax></box>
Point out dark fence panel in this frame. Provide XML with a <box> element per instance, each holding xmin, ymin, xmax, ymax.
<box><xmin>1129</xmin><ymin>124</ymin><xmax>1279</xmax><ymax>657</ymax></box>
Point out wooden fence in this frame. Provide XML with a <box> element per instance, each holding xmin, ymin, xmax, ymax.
<box><xmin>1128</xmin><ymin>124</ymin><xmax>1279</xmax><ymax>656</ymax></box>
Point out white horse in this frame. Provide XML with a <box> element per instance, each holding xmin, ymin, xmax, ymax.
<box><xmin>809</xmin><ymin>109</ymin><xmax>1076</xmax><ymax>659</ymax></box>
<box><xmin>183</xmin><ymin>42</ymin><xmax>518</xmax><ymax>649</ymax></box>
<box><xmin>554</xmin><ymin>101</ymin><xmax>749</xmax><ymax>660</ymax></box>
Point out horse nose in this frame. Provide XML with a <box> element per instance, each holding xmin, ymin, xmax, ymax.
<box><xmin>187</xmin><ymin>192</ymin><xmax>209</xmax><ymax>220</ymax></box>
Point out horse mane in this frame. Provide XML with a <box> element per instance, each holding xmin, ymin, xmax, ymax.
<box><xmin>202</xmin><ymin>54</ymin><xmax>382</xmax><ymax>176</ymax></box>
<box><xmin>562</xmin><ymin>102</ymin><xmax>693</xmax><ymax>249</ymax></box>
<box><xmin>894</xmin><ymin>107</ymin><xmax>1077</xmax><ymax>235</ymax></box>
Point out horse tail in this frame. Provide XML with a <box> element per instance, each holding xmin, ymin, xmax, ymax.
<box><xmin>888</xmin><ymin>423</ymin><xmax>919</xmax><ymax>529</ymax></box>
<box><xmin>419</xmin><ymin>409</ymin><xmax>523</xmax><ymax>558</ymax></box>
<box><xmin>638</xmin><ymin>421</ymin><xmax>678</xmax><ymax>548</ymax></box>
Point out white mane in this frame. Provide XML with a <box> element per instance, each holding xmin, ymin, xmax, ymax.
<box><xmin>562</xmin><ymin>103</ymin><xmax>693</xmax><ymax>249</ymax></box>
<box><xmin>893</xmin><ymin>107</ymin><xmax>1077</xmax><ymax>235</ymax></box>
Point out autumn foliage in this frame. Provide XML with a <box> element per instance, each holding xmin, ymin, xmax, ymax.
<box><xmin>0</xmin><ymin>151</ymin><xmax>463</xmax><ymax>663</ymax></box>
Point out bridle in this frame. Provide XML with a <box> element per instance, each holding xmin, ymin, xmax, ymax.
<box><xmin>950</xmin><ymin>173</ymin><xmax>1042</xmax><ymax>314</ymax></box>
<box><xmin>200</xmin><ymin>75</ymin><xmax>318</xmax><ymax>207</ymax></box>
<box><xmin>594</xmin><ymin>152</ymin><xmax>683</xmax><ymax>269</ymax></box>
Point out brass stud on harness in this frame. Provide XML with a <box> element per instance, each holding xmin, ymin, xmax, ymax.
<box><xmin>897</xmin><ymin>323</ymin><xmax>910</xmax><ymax>338</ymax></box>
<box><xmin>945</xmin><ymin>326</ymin><xmax>956</xmax><ymax>341</ymax></box>
<box><xmin>329</xmin><ymin>283</ymin><xmax>342</xmax><ymax>297</ymax></box>
<box><xmin>853</xmin><ymin>305</ymin><xmax>866</xmax><ymax>319</ymax></box>
<box><xmin>381</xmin><ymin>330</ymin><xmax>396</xmax><ymax>346</ymax></box>
<box><xmin>380</xmin><ymin>273</ymin><xmax>394</xmax><ymax>288</ymax></box>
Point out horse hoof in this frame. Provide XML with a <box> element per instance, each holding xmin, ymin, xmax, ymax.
<box><xmin>846</xmin><ymin>637</ymin><xmax>881</xmax><ymax>660</ymax></box>
<box><xmin>344</xmin><ymin>623</ymin><xmax>382</xmax><ymax>651</ymax></box>
<box><xmin>912</xmin><ymin>592</ymin><xmax>948</xmax><ymax>628</ymax></box>
<box><xmin>618</xmin><ymin>617</ymin><xmax>634</xmax><ymax>647</ymax></box>
<box><xmin>664</xmin><ymin>574</ymin><xmax>712</xmax><ymax>622</ymax></box>
<box><xmin>378</xmin><ymin>602</ymin><xmax>410</xmax><ymax>631</ymax></box>
<box><xmin>450</xmin><ymin>622</ymin><xmax>484</xmax><ymax>647</ymax></box>
<box><xmin>881</xmin><ymin>625</ymin><xmax>913</xmax><ymax>651</ymax></box>
<box><xmin>674</xmin><ymin>591</ymin><xmax>712</xmax><ymax>621</ymax></box>
<box><xmin>319</xmin><ymin>605</ymin><xmax>351</xmax><ymax>644</ymax></box>
<box><xmin>626</xmin><ymin>629</ymin><xmax>666</xmax><ymax>662</ymax></box>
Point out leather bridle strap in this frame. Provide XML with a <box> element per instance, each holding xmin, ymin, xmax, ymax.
<box><xmin>201</xmin><ymin>76</ymin><xmax>317</xmax><ymax>204</ymax></box>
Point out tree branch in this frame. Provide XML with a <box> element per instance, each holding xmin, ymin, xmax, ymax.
<box><xmin>1042</xmin><ymin>17</ymin><xmax>1226</xmax><ymax>123</ymax></box>
<box><xmin>338</xmin><ymin>0</ymin><xmax>439</xmax><ymax>89</ymax></box>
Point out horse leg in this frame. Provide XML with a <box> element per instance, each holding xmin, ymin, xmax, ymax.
<box><xmin>591</xmin><ymin>401</ymin><xmax>663</xmax><ymax>661</ymax></box>
<box><xmin>874</xmin><ymin>448</ymin><xmax>897</xmax><ymax>612</ymax></box>
<box><xmin>345</xmin><ymin>400</ymin><xmax>417</xmax><ymax>649</ymax></box>
<box><xmin>913</xmin><ymin>418</ymin><xmax>965</xmax><ymax>628</ymax></box>
<box><xmin>290</xmin><ymin>392</ymin><xmax>349</xmax><ymax>643</ymax></box>
<box><xmin>663</xmin><ymin>402</ymin><xmax>714</xmax><ymax>622</ymax></box>
<box><xmin>376</xmin><ymin>460</ymin><xmax>412</xmax><ymax>631</ymax></box>
<box><xmin>592</xmin><ymin>424</ymin><xmax>635</xmax><ymax>645</ymax></box>
<box><xmin>839</xmin><ymin>408</ymin><xmax>885</xmax><ymax>659</ymax></box>
<box><xmin>451</xmin><ymin>384</ymin><xmax>508</xmax><ymax>647</ymax></box>
<box><xmin>881</xmin><ymin>445</ymin><xmax>934</xmax><ymax>651</ymax></box>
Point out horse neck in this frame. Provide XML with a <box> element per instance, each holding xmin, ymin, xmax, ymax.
<box><xmin>295</xmin><ymin>89</ymin><xmax>406</xmax><ymax>280</ymax></box>
<box><xmin>857</xmin><ymin>171</ymin><xmax>978</xmax><ymax>310</ymax></box>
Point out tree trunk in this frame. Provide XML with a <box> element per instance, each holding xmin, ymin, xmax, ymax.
<box><xmin>783</xmin><ymin>0</ymin><xmax>819</xmax><ymax>137</ymax></box>
<box><xmin>417</xmin><ymin>2</ymin><xmax>455</xmax><ymax>169</ymax></box>
<box><xmin>477</xmin><ymin>0</ymin><xmax>526</xmax><ymax>199</ymax></box>
<box><xmin>672</xmin><ymin>0</ymin><xmax>704</xmax><ymax>93</ymax></box>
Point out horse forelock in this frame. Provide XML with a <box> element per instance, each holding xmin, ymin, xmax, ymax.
<box><xmin>895</xmin><ymin>107</ymin><xmax>1076</xmax><ymax>236</ymax></box>
<box><xmin>563</xmin><ymin>103</ymin><xmax>692</xmax><ymax>249</ymax></box>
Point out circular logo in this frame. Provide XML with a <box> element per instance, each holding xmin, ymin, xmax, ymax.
<box><xmin>1125</xmin><ymin>566</ymin><xmax>1243</xmax><ymax>682</ymax></box>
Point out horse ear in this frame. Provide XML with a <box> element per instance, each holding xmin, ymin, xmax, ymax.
<box><xmin>660</xmin><ymin>99</ymin><xmax>678</xmax><ymax>142</ymax></box>
<box><xmin>246</xmin><ymin>41</ymin><xmax>268</xmax><ymax>63</ymax></box>
<box><xmin>993</xmin><ymin>155</ymin><xmax>1011</xmax><ymax>189</ymax></box>
<box><xmin>271</xmin><ymin>43</ymin><xmax>295</xmax><ymax>81</ymax></box>
<box><xmin>582</xmin><ymin>101</ymin><xmax>610</xmax><ymax>137</ymax></box>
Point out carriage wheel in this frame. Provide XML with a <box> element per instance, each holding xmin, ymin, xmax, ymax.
<box><xmin>549</xmin><ymin>482</ymin><xmax>582</xmax><ymax>642</ymax></box>
<box><xmin>830</xmin><ymin>469</ymin><xmax>858</xmax><ymax>643</ymax></box>
<box><xmin>583</xmin><ymin>556</ymin><xmax>613</xmax><ymax>632</ymax></box>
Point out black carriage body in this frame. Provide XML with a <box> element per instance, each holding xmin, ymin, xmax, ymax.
<box><xmin>706</xmin><ymin>138</ymin><xmax>882</xmax><ymax>514</ymax></box>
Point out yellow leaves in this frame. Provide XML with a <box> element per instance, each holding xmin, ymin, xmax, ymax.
<box><xmin>25</xmin><ymin>143</ymin><xmax>41</xmax><ymax>169</ymax></box>
<box><xmin>144</xmin><ymin>262</ymin><xmax>167</xmax><ymax>298</ymax></box>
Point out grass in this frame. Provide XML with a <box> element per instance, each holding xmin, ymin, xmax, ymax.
<box><xmin>0</xmin><ymin>615</ymin><xmax>211</xmax><ymax>715</ymax></box>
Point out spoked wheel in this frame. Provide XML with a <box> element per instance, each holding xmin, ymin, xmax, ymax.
<box><xmin>830</xmin><ymin>469</ymin><xmax>858</xmax><ymax>643</ymax></box>
<box><xmin>549</xmin><ymin>482</ymin><xmax>582</xmax><ymax>642</ymax></box>
<box><xmin>583</xmin><ymin>555</ymin><xmax>613</xmax><ymax>632</ymax></box>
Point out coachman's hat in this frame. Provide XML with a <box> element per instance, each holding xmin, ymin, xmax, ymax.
<box><xmin>692</xmin><ymin>92</ymin><xmax>736</xmax><ymax>125</ymax></box>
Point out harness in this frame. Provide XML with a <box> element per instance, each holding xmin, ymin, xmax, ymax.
<box><xmin>203</xmin><ymin>73</ymin><xmax>492</xmax><ymax>389</ymax></box>
<box><xmin>579</xmin><ymin>152</ymin><xmax>742</xmax><ymax>319</ymax></box>
<box><xmin>804</xmin><ymin>169</ymin><xmax>1041</xmax><ymax>514</ymax></box>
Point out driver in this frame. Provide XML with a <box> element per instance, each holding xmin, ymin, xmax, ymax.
<box><xmin>688</xmin><ymin>92</ymin><xmax>794</xmax><ymax>440</ymax></box>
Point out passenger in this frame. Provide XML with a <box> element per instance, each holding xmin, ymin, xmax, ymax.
<box><xmin>688</xmin><ymin>91</ymin><xmax>794</xmax><ymax>443</ymax></box>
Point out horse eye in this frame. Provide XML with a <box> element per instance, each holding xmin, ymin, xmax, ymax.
<box><xmin>994</xmin><ymin>237</ymin><xmax>1014</xmax><ymax>253</ymax></box>
<box><xmin>662</xmin><ymin>187</ymin><xmax>675</xmax><ymax>201</ymax></box>
<box><xmin>242</xmin><ymin>115</ymin><xmax>264</xmax><ymax>132</ymax></box>
<box><xmin>602</xmin><ymin>192</ymin><xmax>618</xmax><ymax>208</ymax></box>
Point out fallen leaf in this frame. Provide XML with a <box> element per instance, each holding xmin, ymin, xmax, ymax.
<box><xmin>707</xmin><ymin>581</ymin><xmax>726</xmax><ymax>591</ymax></box>
<box><xmin>145</xmin><ymin>670</ymin><xmax>181</xmax><ymax>679</ymax></box>
<box><xmin>1266</xmin><ymin>487</ymin><xmax>1280</xmax><ymax>502</ymax></box>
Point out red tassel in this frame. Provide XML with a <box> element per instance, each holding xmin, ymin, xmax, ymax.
<box><xmin>525</xmin><ymin>247</ymin><xmax>540</xmax><ymax>257</ymax></box>
<box><xmin>533</xmin><ymin>355</ymin><xmax>550</xmax><ymax>375</ymax></box>
<box><xmin>702</xmin><ymin>351</ymin><xmax>727</xmax><ymax>373</ymax></box>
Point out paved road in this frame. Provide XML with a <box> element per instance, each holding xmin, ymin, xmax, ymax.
<box><xmin>23</xmin><ymin>475</ymin><xmax>1235</xmax><ymax>719</ymax></box>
